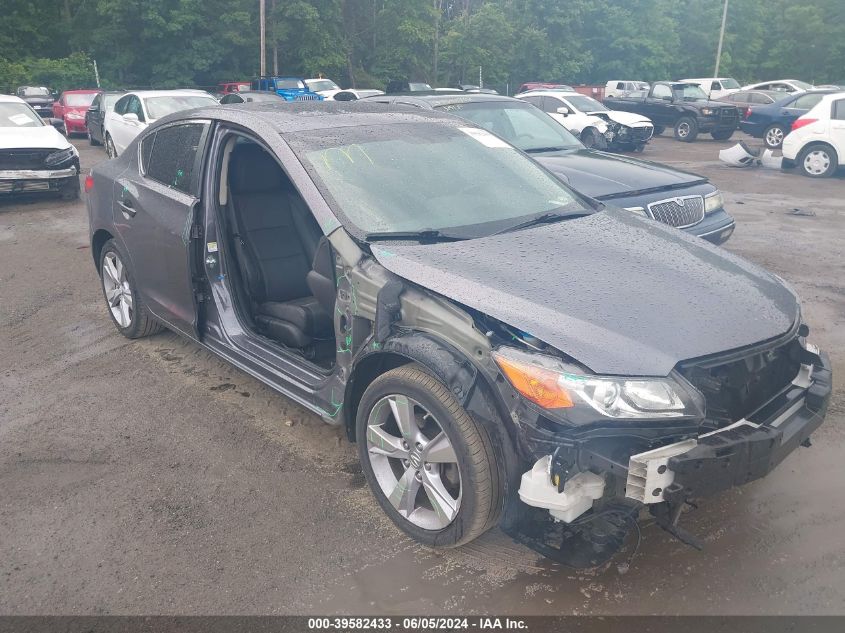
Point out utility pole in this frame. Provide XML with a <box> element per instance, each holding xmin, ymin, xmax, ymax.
<box><xmin>272</xmin><ymin>0</ymin><xmax>278</xmax><ymax>75</ymax></box>
<box><xmin>714</xmin><ymin>0</ymin><xmax>728</xmax><ymax>76</ymax></box>
<box><xmin>259</xmin><ymin>0</ymin><xmax>266</xmax><ymax>76</ymax></box>
<box><xmin>93</xmin><ymin>59</ymin><xmax>101</xmax><ymax>88</ymax></box>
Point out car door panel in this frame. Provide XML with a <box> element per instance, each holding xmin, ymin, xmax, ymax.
<box><xmin>114</xmin><ymin>122</ymin><xmax>210</xmax><ymax>338</ymax></box>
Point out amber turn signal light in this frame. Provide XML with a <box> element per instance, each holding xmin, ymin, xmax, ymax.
<box><xmin>493</xmin><ymin>354</ymin><xmax>574</xmax><ymax>410</ymax></box>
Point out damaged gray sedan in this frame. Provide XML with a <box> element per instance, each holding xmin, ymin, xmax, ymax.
<box><xmin>86</xmin><ymin>102</ymin><xmax>831</xmax><ymax>566</ymax></box>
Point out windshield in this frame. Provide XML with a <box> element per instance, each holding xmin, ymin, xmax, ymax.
<box><xmin>306</xmin><ymin>79</ymin><xmax>340</xmax><ymax>92</ymax></box>
<box><xmin>435</xmin><ymin>101</ymin><xmax>582</xmax><ymax>152</ymax></box>
<box><xmin>564</xmin><ymin>95</ymin><xmax>608</xmax><ymax>112</ymax></box>
<box><xmin>65</xmin><ymin>93</ymin><xmax>97</xmax><ymax>107</ymax></box>
<box><xmin>287</xmin><ymin>122</ymin><xmax>589</xmax><ymax>237</ymax></box>
<box><xmin>276</xmin><ymin>79</ymin><xmax>305</xmax><ymax>90</ymax></box>
<box><xmin>0</xmin><ymin>103</ymin><xmax>44</xmax><ymax>127</ymax></box>
<box><xmin>20</xmin><ymin>87</ymin><xmax>50</xmax><ymax>97</ymax></box>
<box><xmin>144</xmin><ymin>95</ymin><xmax>217</xmax><ymax>119</ymax></box>
<box><xmin>408</xmin><ymin>83</ymin><xmax>433</xmax><ymax>91</ymax></box>
<box><xmin>674</xmin><ymin>84</ymin><xmax>708</xmax><ymax>100</ymax></box>
<box><xmin>721</xmin><ymin>78</ymin><xmax>740</xmax><ymax>89</ymax></box>
<box><xmin>790</xmin><ymin>80</ymin><xmax>814</xmax><ymax>90</ymax></box>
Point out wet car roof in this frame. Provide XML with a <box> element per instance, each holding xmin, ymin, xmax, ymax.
<box><xmin>179</xmin><ymin>101</ymin><xmax>462</xmax><ymax>133</ymax></box>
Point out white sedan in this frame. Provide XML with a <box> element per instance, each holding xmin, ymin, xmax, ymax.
<box><xmin>103</xmin><ymin>90</ymin><xmax>218</xmax><ymax>158</ymax></box>
<box><xmin>329</xmin><ymin>89</ymin><xmax>385</xmax><ymax>101</ymax></box>
<box><xmin>0</xmin><ymin>94</ymin><xmax>80</xmax><ymax>199</ymax></box>
<box><xmin>516</xmin><ymin>90</ymin><xmax>654</xmax><ymax>151</ymax></box>
<box><xmin>782</xmin><ymin>91</ymin><xmax>845</xmax><ymax>178</ymax></box>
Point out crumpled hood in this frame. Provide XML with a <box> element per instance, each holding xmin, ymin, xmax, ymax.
<box><xmin>534</xmin><ymin>149</ymin><xmax>705</xmax><ymax>199</ymax></box>
<box><xmin>590</xmin><ymin>110</ymin><xmax>652</xmax><ymax>127</ymax></box>
<box><xmin>0</xmin><ymin>125</ymin><xmax>72</xmax><ymax>150</ymax></box>
<box><xmin>372</xmin><ymin>209</ymin><xmax>798</xmax><ymax>376</ymax></box>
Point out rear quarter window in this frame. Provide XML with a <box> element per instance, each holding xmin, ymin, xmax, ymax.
<box><xmin>833</xmin><ymin>99</ymin><xmax>845</xmax><ymax>120</ymax></box>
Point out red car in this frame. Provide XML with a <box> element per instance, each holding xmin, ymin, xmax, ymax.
<box><xmin>53</xmin><ymin>89</ymin><xmax>100</xmax><ymax>135</ymax></box>
<box><xmin>217</xmin><ymin>82</ymin><xmax>251</xmax><ymax>95</ymax></box>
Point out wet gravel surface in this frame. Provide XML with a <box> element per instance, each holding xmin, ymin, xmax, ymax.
<box><xmin>0</xmin><ymin>132</ymin><xmax>843</xmax><ymax>615</ymax></box>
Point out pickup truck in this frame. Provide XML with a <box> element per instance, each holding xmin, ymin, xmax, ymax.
<box><xmin>604</xmin><ymin>81</ymin><xmax>739</xmax><ymax>142</ymax></box>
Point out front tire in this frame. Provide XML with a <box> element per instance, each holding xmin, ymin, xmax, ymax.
<box><xmin>674</xmin><ymin>116</ymin><xmax>698</xmax><ymax>142</ymax></box>
<box><xmin>88</xmin><ymin>128</ymin><xmax>101</xmax><ymax>146</ymax></box>
<box><xmin>653</xmin><ymin>125</ymin><xmax>665</xmax><ymax>135</ymax></box>
<box><xmin>763</xmin><ymin>124</ymin><xmax>786</xmax><ymax>149</ymax></box>
<box><xmin>797</xmin><ymin>143</ymin><xmax>838</xmax><ymax>178</ymax></box>
<box><xmin>356</xmin><ymin>365</ymin><xmax>502</xmax><ymax>547</ymax></box>
<box><xmin>710</xmin><ymin>128</ymin><xmax>735</xmax><ymax>141</ymax></box>
<box><xmin>99</xmin><ymin>239</ymin><xmax>164</xmax><ymax>338</ymax></box>
<box><xmin>581</xmin><ymin>127</ymin><xmax>604</xmax><ymax>149</ymax></box>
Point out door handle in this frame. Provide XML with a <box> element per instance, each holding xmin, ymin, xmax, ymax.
<box><xmin>118</xmin><ymin>200</ymin><xmax>136</xmax><ymax>217</ymax></box>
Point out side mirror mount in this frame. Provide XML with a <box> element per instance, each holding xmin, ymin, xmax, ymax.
<box><xmin>556</xmin><ymin>106</ymin><xmax>570</xmax><ymax>115</ymax></box>
<box><xmin>123</xmin><ymin>112</ymin><xmax>139</xmax><ymax>123</ymax></box>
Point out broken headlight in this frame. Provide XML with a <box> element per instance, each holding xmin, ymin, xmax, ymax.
<box><xmin>44</xmin><ymin>147</ymin><xmax>76</xmax><ymax>167</ymax></box>
<box><xmin>493</xmin><ymin>347</ymin><xmax>704</xmax><ymax>422</ymax></box>
<box><xmin>704</xmin><ymin>190</ymin><xmax>723</xmax><ymax>214</ymax></box>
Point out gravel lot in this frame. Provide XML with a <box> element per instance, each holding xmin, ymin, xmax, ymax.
<box><xmin>1</xmin><ymin>131</ymin><xmax>843</xmax><ymax>615</ymax></box>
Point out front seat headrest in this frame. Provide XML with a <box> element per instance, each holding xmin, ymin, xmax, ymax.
<box><xmin>230</xmin><ymin>143</ymin><xmax>286</xmax><ymax>193</ymax></box>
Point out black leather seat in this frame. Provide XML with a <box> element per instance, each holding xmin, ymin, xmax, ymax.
<box><xmin>228</xmin><ymin>143</ymin><xmax>332</xmax><ymax>349</ymax></box>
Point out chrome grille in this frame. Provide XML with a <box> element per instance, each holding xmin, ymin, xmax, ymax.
<box><xmin>294</xmin><ymin>93</ymin><xmax>322</xmax><ymax>101</ymax></box>
<box><xmin>647</xmin><ymin>195</ymin><xmax>705</xmax><ymax>228</ymax></box>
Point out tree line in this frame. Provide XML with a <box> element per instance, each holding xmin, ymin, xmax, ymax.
<box><xmin>2</xmin><ymin>0</ymin><xmax>843</xmax><ymax>94</ymax></box>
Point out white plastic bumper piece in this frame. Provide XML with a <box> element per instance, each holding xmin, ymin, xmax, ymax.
<box><xmin>625</xmin><ymin>440</ymin><xmax>697</xmax><ymax>503</ymax></box>
<box><xmin>518</xmin><ymin>456</ymin><xmax>605</xmax><ymax>523</ymax></box>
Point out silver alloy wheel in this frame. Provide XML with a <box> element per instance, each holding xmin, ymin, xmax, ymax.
<box><xmin>366</xmin><ymin>394</ymin><xmax>461</xmax><ymax>530</ymax></box>
<box><xmin>102</xmin><ymin>252</ymin><xmax>133</xmax><ymax>328</ymax></box>
<box><xmin>677</xmin><ymin>122</ymin><xmax>691</xmax><ymax>138</ymax></box>
<box><xmin>765</xmin><ymin>126</ymin><xmax>784</xmax><ymax>147</ymax></box>
<box><xmin>803</xmin><ymin>149</ymin><xmax>831</xmax><ymax>175</ymax></box>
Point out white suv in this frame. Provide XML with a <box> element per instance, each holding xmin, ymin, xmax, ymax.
<box><xmin>782</xmin><ymin>92</ymin><xmax>845</xmax><ymax>178</ymax></box>
<box><xmin>681</xmin><ymin>77</ymin><xmax>740</xmax><ymax>100</ymax></box>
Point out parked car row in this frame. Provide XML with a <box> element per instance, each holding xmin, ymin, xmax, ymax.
<box><xmin>84</xmin><ymin>99</ymin><xmax>832</xmax><ymax>567</ymax></box>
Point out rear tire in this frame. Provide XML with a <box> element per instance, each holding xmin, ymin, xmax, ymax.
<box><xmin>797</xmin><ymin>143</ymin><xmax>838</xmax><ymax>178</ymax></box>
<box><xmin>356</xmin><ymin>365</ymin><xmax>503</xmax><ymax>548</ymax></box>
<box><xmin>674</xmin><ymin>116</ymin><xmax>698</xmax><ymax>142</ymax></box>
<box><xmin>99</xmin><ymin>239</ymin><xmax>164</xmax><ymax>338</ymax></box>
<box><xmin>763</xmin><ymin>124</ymin><xmax>786</xmax><ymax>149</ymax></box>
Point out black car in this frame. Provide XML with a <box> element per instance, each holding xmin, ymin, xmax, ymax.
<box><xmin>15</xmin><ymin>86</ymin><xmax>55</xmax><ymax>118</ymax></box>
<box><xmin>604</xmin><ymin>82</ymin><xmax>739</xmax><ymax>142</ymax></box>
<box><xmin>86</xmin><ymin>101</ymin><xmax>830</xmax><ymax>566</ymax></box>
<box><xmin>84</xmin><ymin>91</ymin><xmax>125</xmax><ymax>146</ymax></box>
<box><xmin>367</xmin><ymin>93</ymin><xmax>735</xmax><ymax>244</ymax></box>
<box><xmin>218</xmin><ymin>90</ymin><xmax>285</xmax><ymax>105</ymax></box>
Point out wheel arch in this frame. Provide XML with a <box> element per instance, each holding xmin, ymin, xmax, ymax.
<box><xmin>91</xmin><ymin>228</ymin><xmax>115</xmax><ymax>272</ymax></box>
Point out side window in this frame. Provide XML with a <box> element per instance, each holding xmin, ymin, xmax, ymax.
<box><xmin>732</xmin><ymin>93</ymin><xmax>749</xmax><ymax>103</ymax></box>
<box><xmin>140</xmin><ymin>132</ymin><xmax>155</xmax><ymax>173</ymax></box>
<box><xmin>128</xmin><ymin>96</ymin><xmax>145</xmax><ymax>121</ymax></box>
<box><xmin>832</xmin><ymin>99</ymin><xmax>845</xmax><ymax>120</ymax></box>
<box><xmin>114</xmin><ymin>95</ymin><xmax>130</xmax><ymax>115</ymax></box>
<box><xmin>143</xmin><ymin>123</ymin><xmax>206</xmax><ymax>194</ymax></box>
<box><xmin>750</xmin><ymin>93</ymin><xmax>770</xmax><ymax>104</ymax></box>
<box><xmin>616</xmin><ymin>82</ymin><xmax>625</xmax><ymax>90</ymax></box>
<box><xmin>541</xmin><ymin>97</ymin><xmax>558</xmax><ymax>113</ymax></box>
<box><xmin>520</xmin><ymin>95</ymin><xmax>542</xmax><ymax>108</ymax></box>
<box><xmin>334</xmin><ymin>91</ymin><xmax>354</xmax><ymax>101</ymax></box>
<box><xmin>712</xmin><ymin>81</ymin><xmax>722</xmax><ymax>91</ymax></box>
<box><xmin>792</xmin><ymin>93</ymin><xmax>823</xmax><ymax>110</ymax></box>
<box><xmin>652</xmin><ymin>84</ymin><xmax>672</xmax><ymax>99</ymax></box>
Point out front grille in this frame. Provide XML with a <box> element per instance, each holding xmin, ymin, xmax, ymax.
<box><xmin>647</xmin><ymin>195</ymin><xmax>704</xmax><ymax>228</ymax></box>
<box><xmin>719</xmin><ymin>107</ymin><xmax>739</xmax><ymax>124</ymax></box>
<box><xmin>294</xmin><ymin>93</ymin><xmax>322</xmax><ymax>101</ymax></box>
<box><xmin>631</xmin><ymin>125</ymin><xmax>654</xmax><ymax>142</ymax></box>
<box><xmin>0</xmin><ymin>149</ymin><xmax>53</xmax><ymax>170</ymax></box>
<box><xmin>0</xmin><ymin>180</ymin><xmax>53</xmax><ymax>193</ymax></box>
<box><xmin>680</xmin><ymin>337</ymin><xmax>802</xmax><ymax>429</ymax></box>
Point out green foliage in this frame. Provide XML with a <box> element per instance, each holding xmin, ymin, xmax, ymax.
<box><xmin>2</xmin><ymin>0</ymin><xmax>844</xmax><ymax>93</ymax></box>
